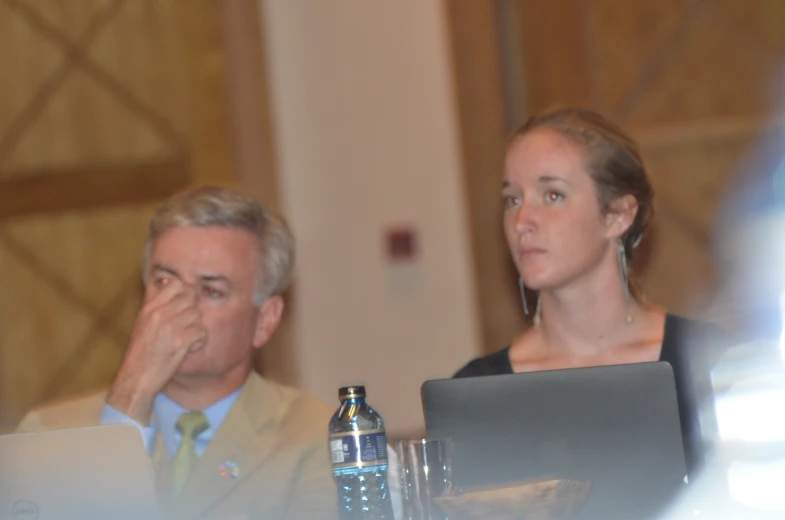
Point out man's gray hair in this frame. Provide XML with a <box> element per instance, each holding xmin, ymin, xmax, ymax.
<box><xmin>142</xmin><ymin>185</ymin><xmax>295</xmax><ymax>304</ymax></box>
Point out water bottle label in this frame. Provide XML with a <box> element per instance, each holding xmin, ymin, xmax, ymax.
<box><xmin>329</xmin><ymin>429</ymin><xmax>388</xmax><ymax>468</ymax></box>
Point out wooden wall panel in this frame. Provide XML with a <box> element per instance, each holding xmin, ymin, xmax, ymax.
<box><xmin>21</xmin><ymin>0</ymin><xmax>116</xmax><ymax>39</ymax></box>
<box><xmin>445</xmin><ymin>0</ymin><xmax>522</xmax><ymax>353</ymax></box>
<box><xmin>715</xmin><ymin>0</ymin><xmax>785</xmax><ymax>51</ymax></box>
<box><xmin>0</xmin><ymin>251</ymin><xmax>96</xmax><ymax>421</ymax></box>
<box><xmin>5</xmin><ymin>69</ymin><xmax>173</xmax><ymax>171</ymax></box>
<box><xmin>642</xmin><ymin>136</ymin><xmax>753</xmax><ymax>233</ymax></box>
<box><xmin>176</xmin><ymin>0</ymin><xmax>234</xmax><ymax>186</ymax></box>
<box><xmin>0</xmin><ymin>203</ymin><xmax>155</xmax><ymax>429</ymax></box>
<box><xmin>86</xmin><ymin>0</ymin><xmax>190</xmax><ymax>134</ymax></box>
<box><xmin>638</xmin><ymin>136</ymin><xmax>755</xmax><ymax>313</ymax></box>
<box><xmin>514</xmin><ymin>0</ymin><xmax>592</xmax><ymax>111</ymax></box>
<box><xmin>0</xmin><ymin>5</ymin><xmax>63</xmax><ymax>130</ymax></box>
<box><xmin>590</xmin><ymin>0</ymin><xmax>690</xmax><ymax>113</ymax></box>
<box><xmin>621</xmin><ymin>11</ymin><xmax>782</xmax><ymax>125</ymax></box>
<box><xmin>0</xmin><ymin>0</ymin><xmax>238</xmax><ymax>432</ymax></box>
<box><xmin>3</xmin><ymin>205</ymin><xmax>151</xmax><ymax>309</ymax></box>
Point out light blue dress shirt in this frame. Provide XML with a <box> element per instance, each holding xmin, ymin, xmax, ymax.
<box><xmin>100</xmin><ymin>388</ymin><xmax>242</xmax><ymax>459</ymax></box>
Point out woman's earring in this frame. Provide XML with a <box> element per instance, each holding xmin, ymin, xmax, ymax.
<box><xmin>617</xmin><ymin>242</ymin><xmax>633</xmax><ymax>323</ymax></box>
<box><xmin>533</xmin><ymin>293</ymin><xmax>542</xmax><ymax>329</ymax></box>
<box><xmin>519</xmin><ymin>276</ymin><xmax>529</xmax><ymax>316</ymax></box>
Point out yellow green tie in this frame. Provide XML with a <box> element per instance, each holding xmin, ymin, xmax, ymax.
<box><xmin>172</xmin><ymin>411</ymin><xmax>209</xmax><ymax>497</ymax></box>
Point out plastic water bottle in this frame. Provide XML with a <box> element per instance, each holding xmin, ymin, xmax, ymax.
<box><xmin>329</xmin><ymin>385</ymin><xmax>395</xmax><ymax>520</ymax></box>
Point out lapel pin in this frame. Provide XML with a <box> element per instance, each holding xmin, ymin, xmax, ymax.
<box><xmin>219</xmin><ymin>460</ymin><xmax>240</xmax><ymax>479</ymax></box>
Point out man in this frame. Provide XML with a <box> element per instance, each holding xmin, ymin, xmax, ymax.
<box><xmin>16</xmin><ymin>186</ymin><xmax>338</xmax><ymax>520</ymax></box>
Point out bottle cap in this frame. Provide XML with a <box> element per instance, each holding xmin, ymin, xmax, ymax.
<box><xmin>338</xmin><ymin>386</ymin><xmax>366</xmax><ymax>400</ymax></box>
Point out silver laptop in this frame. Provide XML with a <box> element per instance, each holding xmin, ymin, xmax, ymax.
<box><xmin>421</xmin><ymin>361</ymin><xmax>688</xmax><ymax>520</ymax></box>
<box><xmin>0</xmin><ymin>424</ymin><xmax>161</xmax><ymax>520</ymax></box>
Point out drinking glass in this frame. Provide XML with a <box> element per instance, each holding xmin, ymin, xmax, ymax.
<box><xmin>396</xmin><ymin>437</ymin><xmax>453</xmax><ymax>520</ymax></box>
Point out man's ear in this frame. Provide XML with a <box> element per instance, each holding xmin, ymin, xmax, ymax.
<box><xmin>252</xmin><ymin>295</ymin><xmax>284</xmax><ymax>349</ymax></box>
<box><xmin>605</xmin><ymin>194</ymin><xmax>638</xmax><ymax>241</ymax></box>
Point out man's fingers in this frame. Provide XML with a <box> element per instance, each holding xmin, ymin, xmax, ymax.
<box><xmin>143</xmin><ymin>280</ymin><xmax>198</xmax><ymax>320</ymax></box>
<box><xmin>187</xmin><ymin>327</ymin><xmax>208</xmax><ymax>353</ymax></box>
<box><xmin>143</xmin><ymin>275</ymin><xmax>186</xmax><ymax>306</ymax></box>
<box><xmin>164</xmin><ymin>288</ymin><xmax>200</xmax><ymax>317</ymax></box>
<box><xmin>170</xmin><ymin>304</ymin><xmax>203</xmax><ymax>330</ymax></box>
<box><xmin>170</xmin><ymin>322</ymin><xmax>208</xmax><ymax>355</ymax></box>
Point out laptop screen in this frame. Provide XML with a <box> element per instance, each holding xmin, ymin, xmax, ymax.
<box><xmin>421</xmin><ymin>362</ymin><xmax>687</xmax><ymax>519</ymax></box>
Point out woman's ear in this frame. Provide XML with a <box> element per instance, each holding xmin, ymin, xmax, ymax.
<box><xmin>604</xmin><ymin>194</ymin><xmax>638</xmax><ymax>240</ymax></box>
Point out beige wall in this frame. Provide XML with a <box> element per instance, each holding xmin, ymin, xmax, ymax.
<box><xmin>260</xmin><ymin>0</ymin><xmax>481</xmax><ymax>436</ymax></box>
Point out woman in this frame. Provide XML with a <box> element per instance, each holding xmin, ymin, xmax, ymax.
<box><xmin>454</xmin><ymin>108</ymin><xmax>728</xmax><ymax>476</ymax></box>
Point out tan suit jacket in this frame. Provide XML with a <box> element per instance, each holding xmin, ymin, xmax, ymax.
<box><xmin>16</xmin><ymin>372</ymin><xmax>339</xmax><ymax>520</ymax></box>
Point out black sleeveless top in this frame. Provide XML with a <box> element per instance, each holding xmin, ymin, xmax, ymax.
<box><xmin>453</xmin><ymin>314</ymin><xmax>729</xmax><ymax>476</ymax></box>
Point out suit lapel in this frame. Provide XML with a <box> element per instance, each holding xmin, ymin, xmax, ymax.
<box><xmin>173</xmin><ymin>372</ymin><xmax>282</xmax><ymax>519</ymax></box>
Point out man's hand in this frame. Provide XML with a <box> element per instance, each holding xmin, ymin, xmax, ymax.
<box><xmin>106</xmin><ymin>279</ymin><xmax>207</xmax><ymax>425</ymax></box>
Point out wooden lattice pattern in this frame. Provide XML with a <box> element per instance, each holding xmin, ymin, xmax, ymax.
<box><xmin>0</xmin><ymin>0</ymin><xmax>232</xmax><ymax>431</ymax></box>
<box><xmin>585</xmin><ymin>1</ymin><xmax>785</xmax><ymax>314</ymax></box>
